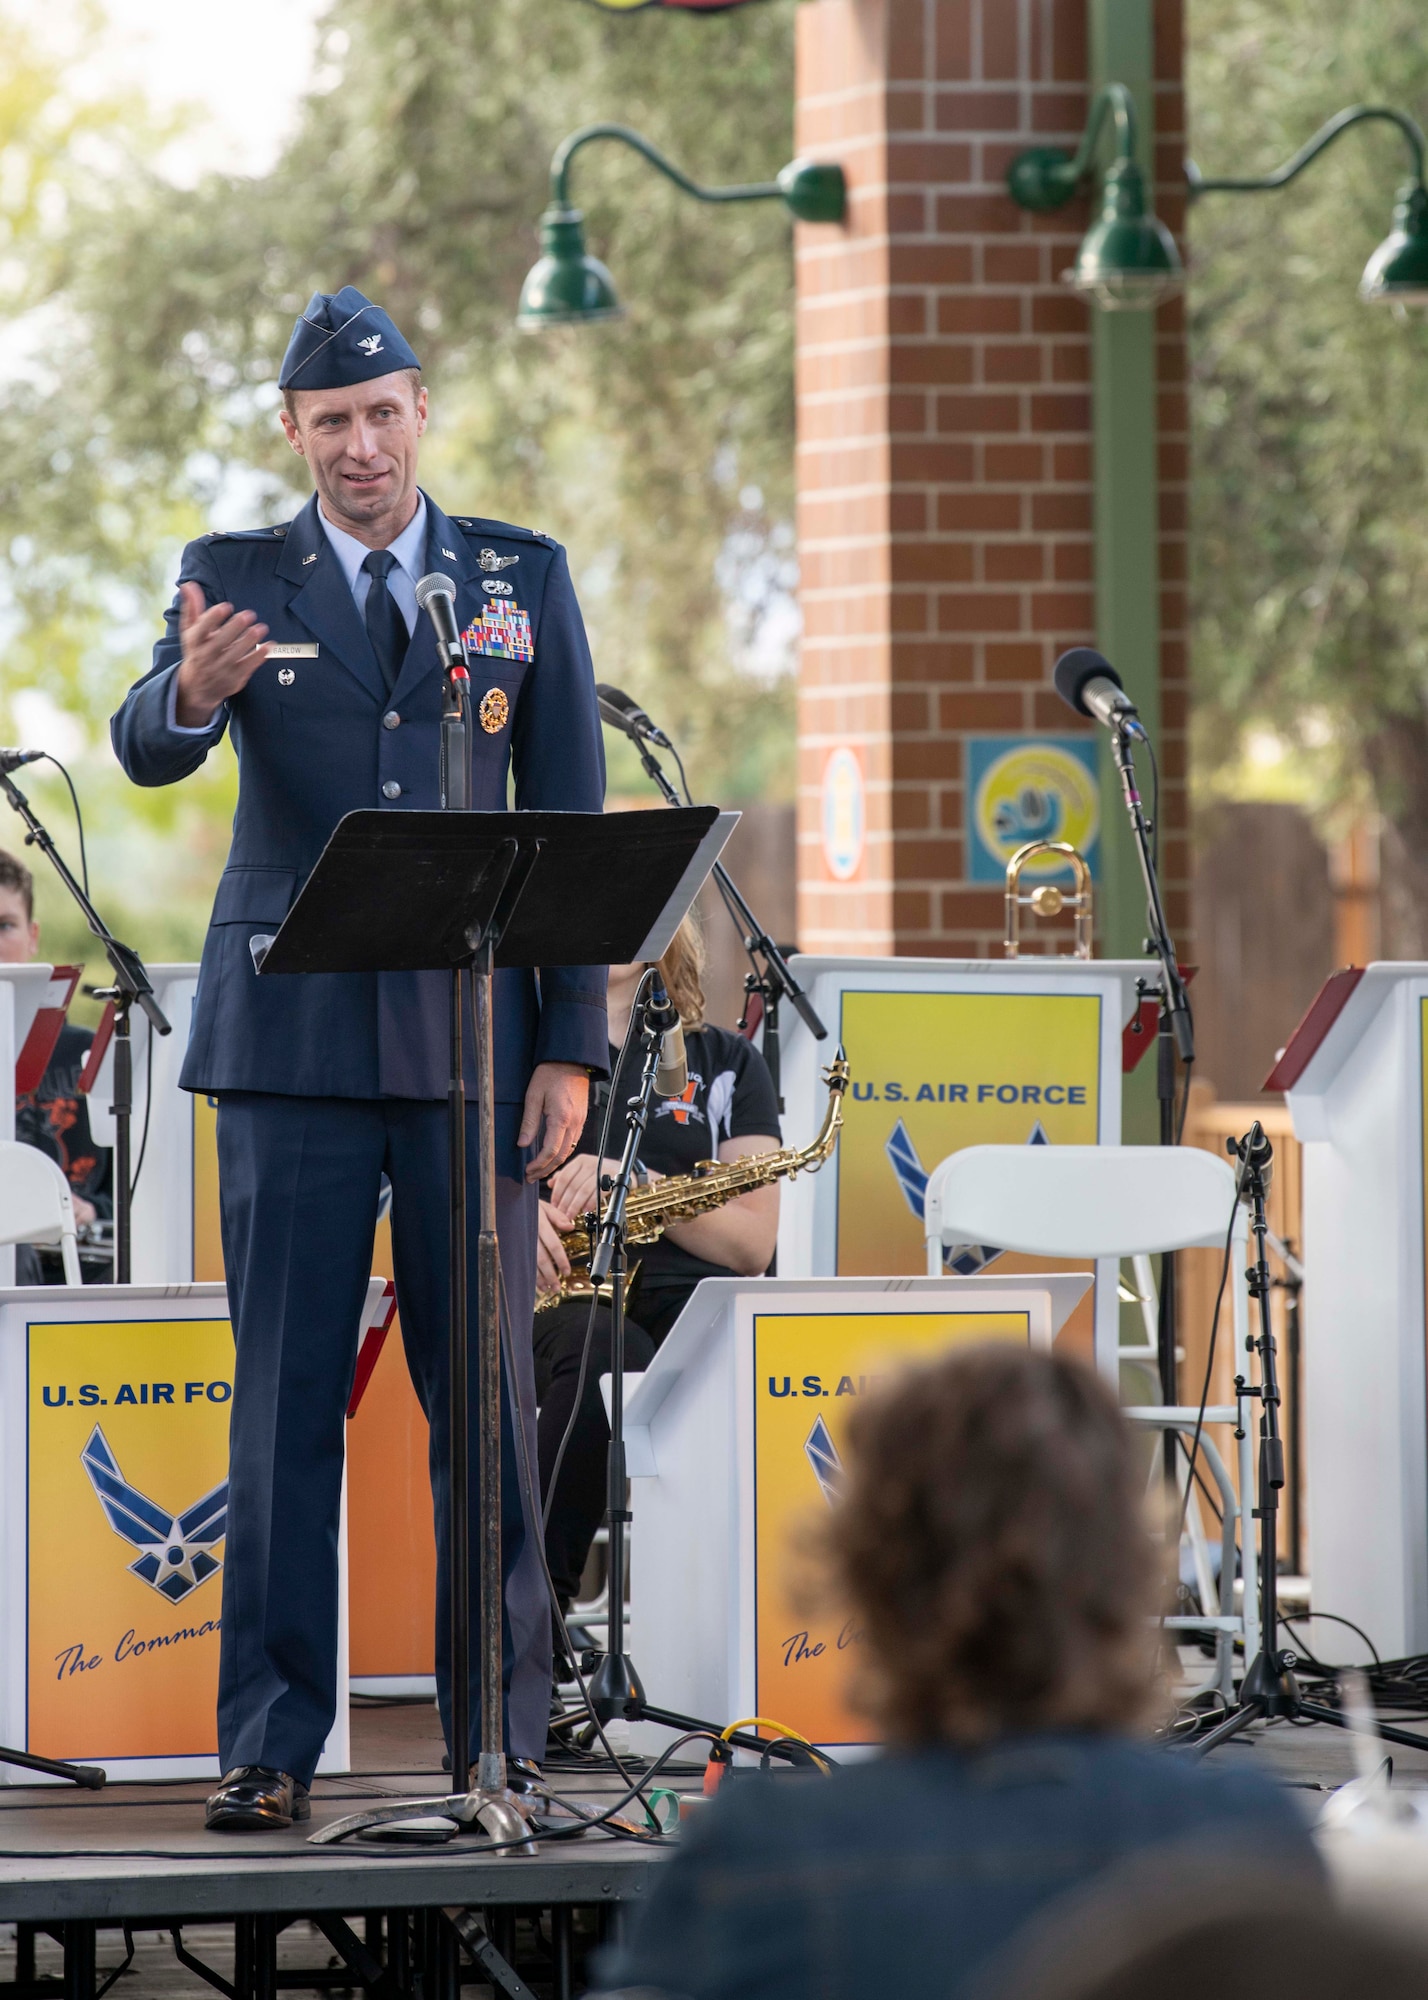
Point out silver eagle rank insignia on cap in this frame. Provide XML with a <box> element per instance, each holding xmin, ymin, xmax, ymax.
<box><xmin>478</xmin><ymin>549</ymin><xmax>519</xmax><ymax>573</ymax></box>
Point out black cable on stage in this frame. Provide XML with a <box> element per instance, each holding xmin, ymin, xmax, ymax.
<box><xmin>1280</xmin><ymin>1611</ymin><xmax>1382</xmax><ymax>1674</ymax></box>
<box><xmin>1173</xmin><ymin>1187</ymin><xmax>1240</xmax><ymax>1551</ymax></box>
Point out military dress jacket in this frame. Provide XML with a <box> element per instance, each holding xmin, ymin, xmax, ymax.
<box><xmin>110</xmin><ymin>491</ymin><xmax>608</xmax><ymax>1117</ymax></box>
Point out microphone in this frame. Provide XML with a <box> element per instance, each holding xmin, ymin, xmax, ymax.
<box><xmin>647</xmin><ymin>976</ymin><xmax>688</xmax><ymax>1098</ymax></box>
<box><xmin>1233</xmin><ymin>1121</ymin><xmax>1274</xmax><ymax>1200</ymax></box>
<box><xmin>0</xmin><ymin>748</ymin><xmax>44</xmax><ymax>772</ymax></box>
<box><xmin>595</xmin><ymin>683</ymin><xmax>673</xmax><ymax>751</ymax></box>
<box><xmin>1052</xmin><ymin>648</ymin><xmax>1146</xmax><ymax>739</ymax></box>
<box><xmin>414</xmin><ymin>572</ymin><xmax>467</xmax><ymax>672</ymax></box>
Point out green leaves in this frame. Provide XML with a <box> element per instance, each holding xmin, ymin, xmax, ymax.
<box><xmin>1189</xmin><ymin>0</ymin><xmax>1428</xmax><ymax>850</ymax></box>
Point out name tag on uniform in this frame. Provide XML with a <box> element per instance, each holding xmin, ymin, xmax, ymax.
<box><xmin>268</xmin><ymin>643</ymin><xmax>320</xmax><ymax>658</ymax></box>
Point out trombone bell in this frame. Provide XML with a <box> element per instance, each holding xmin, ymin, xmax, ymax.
<box><xmin>1004</xmin><ymin>841</ymin><xmax>1093</xmax><ymax>958</ymax></box>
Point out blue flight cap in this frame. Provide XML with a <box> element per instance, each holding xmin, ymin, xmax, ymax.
<box><xmin>278</xmin><ymin>286</ymin><xmax>421</xmax><ymax>392</ymax></box>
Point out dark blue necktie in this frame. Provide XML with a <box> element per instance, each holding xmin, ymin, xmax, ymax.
<box><xmin>362</xmin><ymin>548</ymin><xmax>406</xmax><ymax>694</ymax></box>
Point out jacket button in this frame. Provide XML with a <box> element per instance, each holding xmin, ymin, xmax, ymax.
<box><xmin>382</xmin><ymin>781</ymin><xmax>402</xmax><ymax>800</ymax></box>
<box><xmin>383</xmin><ymin>710</ymin><xmax>400</xmax><ymax>730</ymax></box>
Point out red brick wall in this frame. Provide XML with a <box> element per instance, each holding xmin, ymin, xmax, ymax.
<box><xmin>794</xmin><ymin>0</ymin><xmax>1188</xmax><ymax>957</ymax></box>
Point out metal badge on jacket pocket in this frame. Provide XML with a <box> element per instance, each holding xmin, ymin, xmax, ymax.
<box><xmin>479</xmin><ymin>688</ymin><xmax>510</xmax><ymax>735</ymax></box>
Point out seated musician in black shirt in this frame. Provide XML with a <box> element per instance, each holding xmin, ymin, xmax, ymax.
<box><xmin>535</xmin><ymin>916</ymin><xmax>780</xmax><ymax>1619</ymax></box>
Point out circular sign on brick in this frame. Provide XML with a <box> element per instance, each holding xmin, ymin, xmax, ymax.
<box><xmin>821</xmin><ymin>746</ymin><xmax>866</xmax><ymax>881</ymax></box>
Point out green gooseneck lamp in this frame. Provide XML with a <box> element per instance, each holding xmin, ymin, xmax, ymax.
<box><xmin>1184</xmin><ymin>104</ymin><xmax>1428</xmax><ymax>311</ymax></box>
<box><xmin>1008</xmin><ymin>91</ymin><xmax>1428</xmax><ymax>314</ymax></box>
<box><xmin>1007</xmin><ymin>82</ymin><xmax>1183</xmax><ymax>310</ymax></box>
<box><xmin>517</xmin><ymin>124</ymin><xmax>847</xmax><ymax>329</ymax></box>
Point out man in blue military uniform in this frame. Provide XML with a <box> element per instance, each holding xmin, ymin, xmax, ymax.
<box><xmin>111</xmin><ymin>287</ymin><xmax>607</xmax><ymax>1830</ymax></box>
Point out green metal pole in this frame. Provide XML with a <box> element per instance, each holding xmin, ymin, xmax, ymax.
<box><xmin>1090</xmin><ymin>0</ymin><xmax>1163</xmax><ymax>1150</ymax></box>
<box><xmin>1089</xmin><ymin>0</ymin><xmax>1162</xmax><ymax>966</ymax></box>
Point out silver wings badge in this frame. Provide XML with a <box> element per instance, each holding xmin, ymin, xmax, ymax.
<box><xmin>477</xmin><ymin>549</ymin><xmax>519</xmax><ymax>573</ymax></box>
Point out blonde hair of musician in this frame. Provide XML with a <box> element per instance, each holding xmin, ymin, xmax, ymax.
<box><xmin>656</xmin><ymin>914</ymin><xmax>706</xmax><ymax>1031</ymax></box>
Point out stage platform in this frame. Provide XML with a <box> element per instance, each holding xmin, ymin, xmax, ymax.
<box><xmin>0</xmin><ymin>1697</ymin><xmax>685</xmax><ymax>1998</ymax></box>
<box><xmin>5</xmin><ymin>1696</ymin><xmax>1428</xmax><ymax>1996</ymax></box>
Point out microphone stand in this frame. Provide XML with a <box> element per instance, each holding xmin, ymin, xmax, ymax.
<box><xmin>0</xmin><ymin>767</ymin><xmax>144</xmax><ymax>1788</ymax></box>
<box><xmin>583</xmin><ymin>985</ymin><xmax>664</xmax><ymax>1726</ymax></box>
<box><xmin>1108</xmin><ymin>719</ymin><xmax>1192</xmax><ymax>1492</ymax></box>
<box><xmin>1193</xmin><ymin>1126</ymin><xmax>1428</xmax><ymax>1756</ymax></box>
<box><xmin>624</xmin><ymin>733</ymin><xmax>826</xmax><ymax>1107</ymax></box>
<box><xmin>0</xmin><ymin>768</ymin><xmax>170</xmax><ymax>1286</ymax></box>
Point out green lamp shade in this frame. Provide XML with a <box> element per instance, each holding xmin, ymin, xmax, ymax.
<box><xmin>517</xmin><ymin>208</ymin><xmax>623</xmax><ymax>329</ymax></box>
<box><xmin>1361</xmin><ymin>182</ymin><xmax>1428</xmax><ymax>307</ymax></box>
<box><xmin>776</xmin><ymin>157</ymin><xmax>847</xmax><ymax>224</ymax></box>
<box><xmin>1064</xmin><ymin>160</ymin><xmax>1184</xmax><ymax>312</ymax></box>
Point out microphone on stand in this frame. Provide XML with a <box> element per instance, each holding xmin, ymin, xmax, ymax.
<box><xmin>647</xmin><ymin>976</ymin><xmax>688</xmax><ymax>1097</ymax></box>
<box><xmin>416</xmin><ymin>574</ymin><xmax>470</xmax><ymax>811</ymax></box>
<box><xmin>595</xmin><ymin>683</ymin><xmax>674</xmax><ymax>750</ymax></box>
<box><xmin>1052</xmin><ymin>648</ymin><xmax>1146</xmax><ymax>738</ymax></box>
<box><xmin>414</xmin><ymin>572</ymin><xmax>467</xmax><ymax>673</ymax></box>
<box><xmin>0</xmin><ymin>748</ymin><xmax>45</xmax><ymax>772</ymax></box>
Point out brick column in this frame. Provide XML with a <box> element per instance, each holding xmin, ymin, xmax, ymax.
<box><xmin>795</xmin><ymin>0</ymin><xmax>1187</xmax><ymax>959</ymax></box>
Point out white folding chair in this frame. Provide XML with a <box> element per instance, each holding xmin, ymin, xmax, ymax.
<box><xmin>923</xmin><ymin>1144</ymin><xmax>1257</xmax><ymax>1696</ymax></box>
<box><xmin>0</xmin><ymin>1139</ymin><xmax>82</xmax><ymax>1285</ymax></box>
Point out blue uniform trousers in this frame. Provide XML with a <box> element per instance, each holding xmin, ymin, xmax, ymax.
<box><xmin>214</xmin><ymin>1092</ymin><xmax>549</xmax><ymax>1785</ymax></box>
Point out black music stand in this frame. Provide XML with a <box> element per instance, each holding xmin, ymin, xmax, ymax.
<box><xmin>258</xmin><ymin>804</ymin><xmax>732</xmax><ymax>1833</ymax></box>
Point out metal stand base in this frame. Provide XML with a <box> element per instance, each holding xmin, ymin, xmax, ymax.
<box><xmin>1195</xmin><ymin>1656</ymin><xmax>1428</xmax><ymax>1757</ymax></box>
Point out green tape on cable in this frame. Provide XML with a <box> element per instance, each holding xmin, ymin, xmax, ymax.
<box><xmin>644</xmin><ymin>1787</ymin><xmax>681</xmax><ymax>1833</ymax></box>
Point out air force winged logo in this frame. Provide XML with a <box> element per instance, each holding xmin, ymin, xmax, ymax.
<box><xmin>885</xmin><ymin>1117</ymin><xmax>1050</xmax><ymax>1276</ymax></box>
<box><xmin>81</xmin><ymin>1426</ymin><xmax>227</xmax><ymax>1605</ymax></box>
<box><xmin>477</xmin><ymin>548</ymin><xmax>519</xmax><ymax>573</ymax></box>
<box><xmin>804</xmin><ymin>1415</ymin><xmax>843</xmax><ymax>1506</ymax></box>
<box><xmin>356</xmin><ymin>333</ymin><xmax>385</xmax><ymax>356</ymax></box>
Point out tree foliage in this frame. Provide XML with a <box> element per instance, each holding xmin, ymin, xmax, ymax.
<box><xmin>1187</xmin><ymin>0</ymin><xmax>1428</xmax><ymax>937</ymax></box>
<box><xmin>0</xmin><ymin>0</ymin><xmax>798</xmax><ymax>975</ymax></box>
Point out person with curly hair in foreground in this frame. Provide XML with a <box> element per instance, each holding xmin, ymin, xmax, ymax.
<box><xmin>598</xmin><ymin>1343</ymin><xmax>1321</xmax><ymax>2000</ymax></box>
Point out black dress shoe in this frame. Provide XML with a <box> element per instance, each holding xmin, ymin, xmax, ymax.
<box><xmin>205</xmin><ymin>1766</ymin><xmax>310</xmax><ymax>1831</ymax></box>
<box><xmin>507</xmin><ymin>1756</ymin><xmax>545</xmax><ymax>1794</ymax></box>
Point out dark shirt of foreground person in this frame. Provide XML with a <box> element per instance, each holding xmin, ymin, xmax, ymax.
<box><xmin>599</xmin><ymin>1344</ymin><xmax>1321</xmax><ymax>2000</ymax></box>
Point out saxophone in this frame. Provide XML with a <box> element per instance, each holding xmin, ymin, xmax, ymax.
<box><xmin>537</xmin><ymin>1050</ymin><xmax>850</xmax><ymax>1312</ymax></box>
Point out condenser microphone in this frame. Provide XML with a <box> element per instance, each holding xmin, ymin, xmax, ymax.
<box><xmin>414</xmin><ymin>572</ymin><xmax>466</xmax><ymax>671</ymax></box>
<box><xmin>648</xmin><ymin>976</ymin><xmax>688</xmax><ymax>1097</ymax></box>
<box><xmin>595</xmin><ymin>683</ymin><xmax>674</xmax><ymax>750</ymax></box>
<box><xmin>1053</xmin><ymin>648</ymin><xmax>1146</xmax><ymax>739</ymax></box>
<box><xmin>0</xmin><ymin>748</ymin><xmax>44</xmax><ymax>772</ymax></box>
